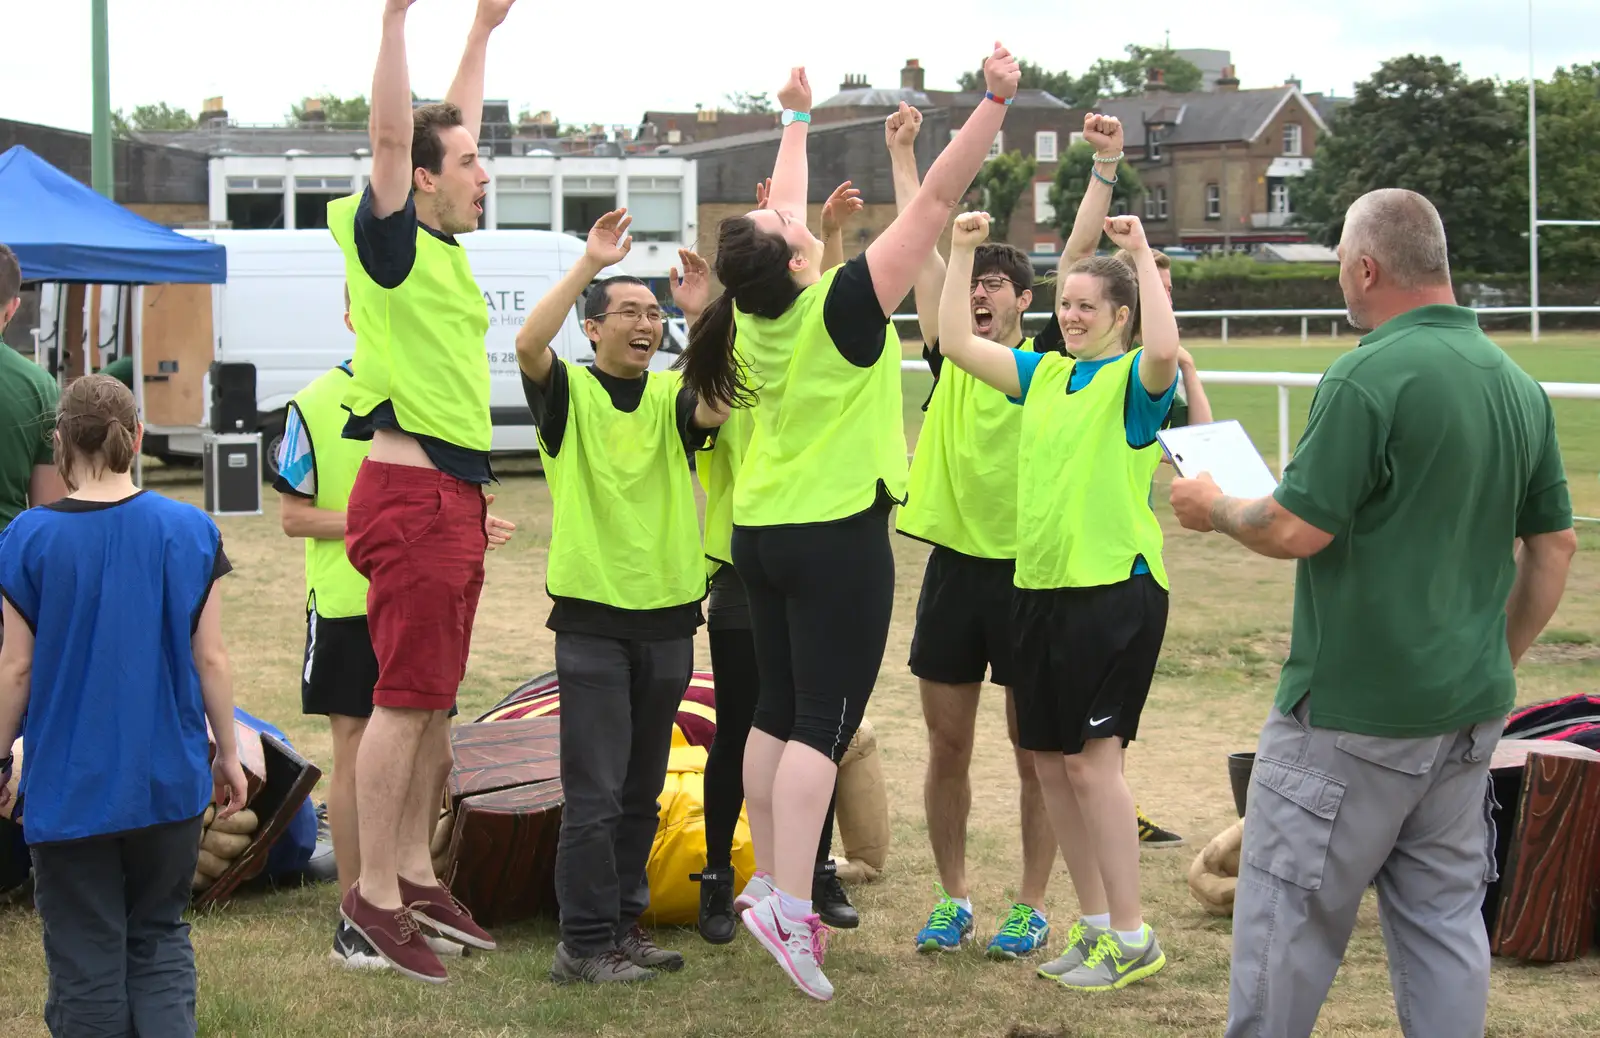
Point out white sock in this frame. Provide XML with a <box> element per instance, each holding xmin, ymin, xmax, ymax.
<box><xmin>778</xmin><ymin>891</ymin><xmax>813</xmax><ymax>920</ymax></box>
<box><xmin>1116</xmin><ymin>925</ymin><xmax>1148</xmax><ymax>945</ymax></box>
<box><xmin>1083</xmin><ymin>913</ymin><xmax>1111</xmax><ymax>929</ymax></box>
<box><xmin>952</xmin><ymin>897</ymin><xmax>973</xmax><ymax>913</ymax></box>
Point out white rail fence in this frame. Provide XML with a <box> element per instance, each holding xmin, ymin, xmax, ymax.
<box><xmin>887</xmin><ymin>306</ymin><xmax>1600</xmax><ymax>345</ymax></box>
<box><xmin>898</xmin><ymin>360</ymin><xmax>1600</xmax><ymax>523</ymax></box>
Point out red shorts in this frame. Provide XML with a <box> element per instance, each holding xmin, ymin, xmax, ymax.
<box><xmin>345</xmin><ymin>460</ymin><xmax>487</xmax><ymax>711</ymax></box>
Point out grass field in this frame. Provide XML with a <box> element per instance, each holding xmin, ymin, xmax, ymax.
<box><xmin>0</xmin><ymin>334</ymin><xmax>1596</xmax><ymax>1037</ymax></box>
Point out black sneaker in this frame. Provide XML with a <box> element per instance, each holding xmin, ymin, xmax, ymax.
<box><xmin>812</xmin><ymin>860</ymin><xmax>859</xmax><ymax>930</ymax></box>
<box><xmin>549</xmin><ymin>943</ymin><xmax>656</xmax><ymax>984</ymax></box>
<box><xmin>691</xmin><ymin>866</ymin><xmax>738</xmax><ymax>945</ymax></box>
<box><xmin>329</xmin><ymin>918</ymin><xmax>389</xmax><ymax>970</ymax></box>
<box><xmin>1137</xmin><ymin>806</ymin><xmax>1186</xmax><ymax>849</ymax></box>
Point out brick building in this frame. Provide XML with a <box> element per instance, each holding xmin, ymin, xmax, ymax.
<box><xmin>1094</xmin><ymin>67</ymin><xmax>1333</xmax><ymax>252</ymax></box>
<box><xmin>680</xmin><ymin>58</ymin><xmax>1086</xmax><ymax>262</ymax></box>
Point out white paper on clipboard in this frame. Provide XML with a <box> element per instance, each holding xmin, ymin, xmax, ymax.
<box><xmin>1156</xmin><ymin>420</ymin><xmax>1280</xmax><ymax>499</ymax></box>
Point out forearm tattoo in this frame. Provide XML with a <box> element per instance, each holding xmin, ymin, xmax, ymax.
<box><xmin>1210</xmin><ymin>495</ymin><xmax>1274</xmax><ymax>539</ymax></box>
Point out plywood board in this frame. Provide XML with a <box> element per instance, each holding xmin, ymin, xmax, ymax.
<box><xmin>140</xmin><ymin>284</ymin><xmax>214</xmax><ymax>426</ymax></box>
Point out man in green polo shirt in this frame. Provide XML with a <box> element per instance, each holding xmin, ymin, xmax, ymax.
<box><xmin>0</xmin><ymin>244</ymin><xmax>66</xmax><ymax>532</ymax></box>
<box><xmin>1170</xmin><ymin>188</ymin><xmax>1577</xmax><ymax>1038</ymax></box>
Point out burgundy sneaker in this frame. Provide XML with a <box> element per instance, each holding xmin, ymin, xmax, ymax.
<box><xmin>398</xmin><ymin>876</ymin><xmax>496</xmax><ymax>952</ymax></box>
<box><xmin>339</xmin><ymin>884</ymin><xmax>447</xmax><ymax>984</ymax></box>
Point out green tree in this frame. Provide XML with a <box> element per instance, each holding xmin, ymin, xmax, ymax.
<box><xmin>1506</xmin><ymin>62</ymin><xmax>1600</xmax><ymax>278</ymax></box>
<box><xmin>1046</xmin><ymin>141</ymin><xmax>1144</xmax><ymax>245</ymax></box>
<box><xmin>723</xmin><ymin>91</ymin><xmax>775</xmax><ymax>114</ymax></box>
<box><xmin>1295</xmin><ymin>55</ymin><xmax>1524</xmax><ymax>273</ymax></box>
<box><xmin>111</xmin><ymin>102</ymin><xmax>196</xmax><ymax>136</ymax></box>
<box><xmin>957</xmin><ymin>46</ymin><xmax>1202</xmax><ymax>106</ymax></box>
<box><xmin>289</xmin><ymin>93</ymin><xmax>371</xmax><ymax>126</ymax></box>
<box><xmin>1086</xmin><ymin>45</ymin><xmax>1203</xmax><ymax>98</ymax></box>
<box><xmin>971</xmin><ymin>151</ymin><xmax>1038</xmax><ymax>242</ymax></box>
<box><xmin>957</xmin><ymin>60</ymin><xmax>1100</xmax><ymax>106</ymax></box>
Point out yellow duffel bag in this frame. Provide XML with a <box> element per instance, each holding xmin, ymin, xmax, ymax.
<box><xmin>639</xmin><ymin>740</ymin><xmax>757</xmax><ymax>927</ymax></box>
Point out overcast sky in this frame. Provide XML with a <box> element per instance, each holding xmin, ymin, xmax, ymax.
<box><xmin>4</xmin><ymin>0</ymin><xmax>1596</xmax><ymax>135</ymax></box>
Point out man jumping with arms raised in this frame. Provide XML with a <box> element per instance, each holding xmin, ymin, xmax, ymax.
<box><xmin>329</xmin><ymin>0</ymin><xmax>516</xmax><ymax>984</ymax></box>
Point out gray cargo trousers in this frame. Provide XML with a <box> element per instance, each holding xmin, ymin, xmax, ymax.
<box><xmin>1226</xmin><ymin>695</ymin><xmax>1503</xmax><ymax>1038</ymax></box>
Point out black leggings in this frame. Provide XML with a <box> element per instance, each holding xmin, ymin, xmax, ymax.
<box><xmin>703</xmin><ymin>575</ymin><xmax>837</xmax><ymax>873</ymax></box>
<box><xmin>731</xmin><ymin>501</ymin><xmax>895</xmax><ymax>762</ymax></box>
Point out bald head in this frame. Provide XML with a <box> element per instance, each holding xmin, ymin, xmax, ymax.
<box><xmin>1340</xmin><ymin>189</ymin><xmax>1451</xmax><ymax>290</ymax></box>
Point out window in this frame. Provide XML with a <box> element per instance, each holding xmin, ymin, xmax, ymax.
<box><xmin>497</xmin><ymin>175</ymin><xmax>553</xmax><ymax>230</ymax></box>
<box><xmin>1034</xmin><ymin>181</ymin><xmax>1055</xmax><ymax>224</ymax></box>
<box><xmin>1069</xmin><ymin>131</ymin><xmax>1086</xmax><ymax>147</ymax></box>
<box><xmin>988</xmin><ymin>132</ymin><xmax>1005</xmax><ymax>159</ymax></box>
<box><xmin>292</xmin><ymin>176</ymin><xmax>354</xmax><ymax>230</ymax></box>
<box><xmin>225</xmin><ymin>176</ymin><xmax>284</xmax><ymax>229</ymax></box>
<box><xmin>1283</xmin><ymin>123</ymin><xmax>1302</xmax><ymax>156</ymax></box>
<box><xmin>1034</xmin><ymin>241</ymin><xmax>1056</xmax><ymax>254</ymax></box>
<box><xmin>561</xmin><ymin>175</ymin><xmax>618</xmax><ymax>237</ymax></box>
<box><xmin>627</xmin><ymin>176</ymin><xmax>683</xmax><ymax>241</ymax></box>
<box><xmin>1148</xmin><ymin>133</ymin><xmax>1162</xmax><ymax>161</ymax></box>
<box><xmin>1035</xmin><ymin>131</ymin><xmax>1058</xmax><ymax>163</ymax></box>
<box><xmin>1206</xmin><ymin>183</ymin><xmax>1221</xmax><ymax>220</ymax></box>
<box><xmin>1270</xmin><ymin>181</ymin><xmax>1292</xmax><ymax>214</ymax></box>
<box><xmin>1144</xmin><ymin>192</ymin><xmax>1158</xmax><ymax>220</ymax></box>
<box><xmin>1156</xmin><ymin>187</ymin><xmax>1169</xmax><ymax>220</ymax></box>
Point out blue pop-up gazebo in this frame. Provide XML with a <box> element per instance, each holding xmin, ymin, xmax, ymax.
<box><xmin>0</xmin><ymin>144</ymin><xmax>225</xmax><ymax>284</ymax></box>
<box><xmin>0</xmin><ymin>144</ymin><xmax>227</xmax><ymax>483</ymax></box>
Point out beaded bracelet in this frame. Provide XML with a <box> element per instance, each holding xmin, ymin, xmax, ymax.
<box><xmin>1092</xmin><ymin>150</ymin><xmax>1124</xmax><ymax>164</ymax></box>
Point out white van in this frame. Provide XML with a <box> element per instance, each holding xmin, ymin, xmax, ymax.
<box><xmin>36</xmin><ymin>229</ymin><xmax>687</xmax><ymax>476</ymax></box>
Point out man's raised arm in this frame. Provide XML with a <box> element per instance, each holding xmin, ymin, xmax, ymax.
<box><xmin>517</xmin><ymin>210</ymin><xmax>632</xmax><ymax>387</ymax></box>
<box><xmin>367</xmin><ymin>0</ymin><xmax>421</xmax><ymax>219</ymax></box>
<box><xmin>446</xmin><ymin>0</ymin><xmax>518</xmax><ymax>143</ymax></box>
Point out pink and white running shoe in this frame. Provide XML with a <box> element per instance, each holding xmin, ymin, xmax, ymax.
<box><xmin>741</xmin><ymin>894</ymin><xmax>833</xmax><ymax>1002</ymax></box>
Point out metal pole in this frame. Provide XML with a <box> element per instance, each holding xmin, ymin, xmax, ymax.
<box><xmin>132</xmin><ymin>287</ymin><xmax>144</xmax><ymax>488</ymax></box>
<box><xmin>1222</xmin><ymin>316</ymin><xmax>1229</xmax><ymax>344</ymax></box>
<box><xmin>1528</xmin><ymin>0</ymin><xmax>1540</xmax><ymax>342</ymax></box>
<box><xmin>1300</xmin><ymin>316</ymin><xmax>1308</xmax><ymax>344</ymax></box>
<box><xmin>91</xmin><ymin>0</ymin><xmax>113</xmax><ymax>198</ymax></box>
<box><xmin>1277</xmin><ymin>385</ymin><xmax>1291</xmax><ymax>474</ymax></box>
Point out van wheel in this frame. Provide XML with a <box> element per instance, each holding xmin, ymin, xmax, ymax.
<box><xmin>260</xmin><ymin>412</ymin><xmax>286</xmax><ymax>483</ymax></box>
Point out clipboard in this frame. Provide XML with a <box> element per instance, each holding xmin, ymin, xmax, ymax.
<box><xmin>1156</xmin><ymin>420</ymin><xmax>1279</xmax><ymax>499</ymax></box>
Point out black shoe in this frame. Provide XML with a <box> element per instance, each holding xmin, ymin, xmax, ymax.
<box><xmin>329</xmin><ymin>919</ymin><xmax>388</xmax><ymax>970</ymax></box>
<box><xmin>812</xmin><ymin>860</ymin><xmax>859</xmax><ymax>930</ymax></box>
<box><xmin>690</xmin><ymin>866</ymin><xmax>737</xmax><ymax>945</ymax></box>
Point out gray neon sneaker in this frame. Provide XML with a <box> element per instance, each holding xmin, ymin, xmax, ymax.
<box><xmin>1037</xmin><ymin>919</ymin><xmax>1110</xmax><ymax>978</ymax></box>
<box><xmin>1050</xmin><ymin>925</ymin><xmax>1166</xmax><ymax>991</ymax></box>
<box><xmin>549</xmin><ymin>943</ymin><xmax>656</xmax><ymax>984</ymax></box>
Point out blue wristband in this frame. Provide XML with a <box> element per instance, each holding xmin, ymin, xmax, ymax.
<box><xmin>1092</xmin><ymin>166</ymin><xmax>1118</xmax><ymax>186</ymax></box>
<box><xmin>984</xmin><ymin>91</ymin><xmax>1013</xmax><ymax>107</ymax></box>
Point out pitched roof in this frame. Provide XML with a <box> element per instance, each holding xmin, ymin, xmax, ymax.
<box><xmin>816</xmin><ymin>87</ymin><xmax>1069</xmax><ymax>110</ymax></box>
<box><xmin>663</xmin><ymin>114</ymin><xmax>891</xmax><ymax>157</ymax></box>
<box><xmin>1093</xmin><ymin>86</ymin><xmax>1326</xmax><ymax>148</ymax></box>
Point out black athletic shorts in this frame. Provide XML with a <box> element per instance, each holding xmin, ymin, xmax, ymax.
<box><xmin>1011</xmin><ymin>573</ymin><xmax>1169</xmax><ymax>755</ymax></box>
<box><xmin>301</xmin><ymin>611</ymin><xmax>380</xmax><ymax>719</ymax></box>
<box><xmin>706</xmin><ymin>565</ymin><xmax>752</xmax><ymax>632</ymax></box>
<box><xmin>908</xmin><ymin>545</ymin><xmax>1019</xmax><ymax>687</ymax></box>
<box><xmin>732</xmin><ymin>500</ymin><xmax>894</xmax><ymax>763</ymax></box>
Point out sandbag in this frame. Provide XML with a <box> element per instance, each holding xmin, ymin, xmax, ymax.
<box><xmin>201</xmin><ymin>828</ymin><xmax>252</xmax><ymax>858</ymax></box>
<box><xmin>639</xmin><ymin>743</ymin><xmax>757</xmax><ymax>927</ymax></box>
<box><xmin>209</xmin><ymin>808</ymin><xmax>258</xmax><ymax>836</ymax></box>
<box><xmin>1187</xmin><ymin>818</ymin><xmax>1244</xmax><ymax>917</ymax></box>
<box><xmin>832</xmin><ymin>719</ymin><xmax>889</xmax><ymax>881</ymax></box>
<box><xmin>196</xmin><ymin>848</ymin><xmax>230</xmax><ymax>880</ymax></box>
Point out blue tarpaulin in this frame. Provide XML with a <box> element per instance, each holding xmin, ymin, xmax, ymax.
<box><xmin>0</xmin><ymin>144</ymin><xmax>225</xmax><ymax>285</ymax></box>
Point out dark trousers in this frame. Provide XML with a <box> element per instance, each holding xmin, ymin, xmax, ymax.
<box><xmin>553</xmin><ymin>631</ymin><xmax>693</xmax><ymax>957</ymax></box>
<box><xmin>704</xmin><ymin>623</ymin><xmax>838</xmax><ymax>872</ymax></box>
<box><xmin>31</xmin><ymin>814</ymin><xmax>205</xmax><ymax>1038</ymax></box>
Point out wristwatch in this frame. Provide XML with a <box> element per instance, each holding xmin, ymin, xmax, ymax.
<box><xmin>780</xmin><ymin>109</ymin><xmax>811</xmax><ymax>127</ymax></box>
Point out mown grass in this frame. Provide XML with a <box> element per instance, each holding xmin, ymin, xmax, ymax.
<box><xmin>0</xmin><ymin>336</ymin><xmax>1596</xmax><ymax>1037</ymax></box>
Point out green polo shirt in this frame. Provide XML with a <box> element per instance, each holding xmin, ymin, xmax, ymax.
<box><xmin>1272</xmin><ymin>305</ymin><xmax>1572</xmax><ymax>738</ymax></box>
<box><xmin>0</xmin><ymin>345</ymin><xmax>59</xmax><ymax>530</ymax></box>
